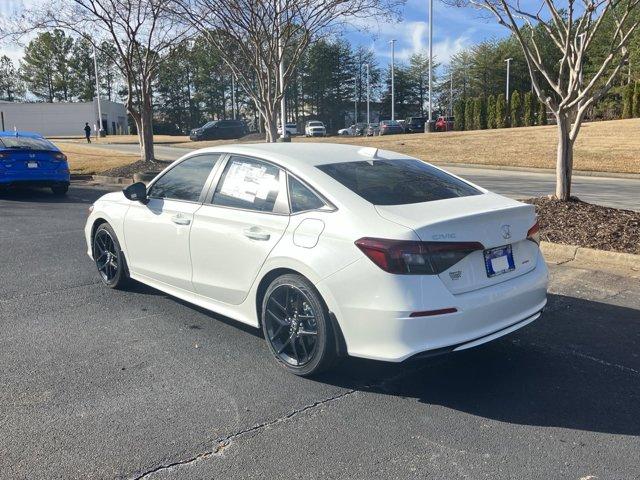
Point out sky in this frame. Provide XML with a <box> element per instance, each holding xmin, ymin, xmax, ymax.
<box><xmin>0</xmin><ymin>0</ymin><xmax>510</xmax><ymax>68</ymax></box>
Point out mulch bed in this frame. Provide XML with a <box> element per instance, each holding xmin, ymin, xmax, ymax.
<box><xmin>99</xmin><ymin>159</ymin><xmax>171</xmax><ymax>178</ymax></box>
<box><xmin>523</xmin><ymin>197</ymin><xmax>640</xmax><ymax>255</ymax></box>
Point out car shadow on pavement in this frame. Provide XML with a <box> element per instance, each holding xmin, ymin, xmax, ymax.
<box><xmin>314</xmin><ymin>293</ymin><xmax>640</xmax><ymax>437</ymax></box>
<box><xmin>0</xmin><ymin>184</ymin><xmax>113</xmax><ymax>204</ymax></box>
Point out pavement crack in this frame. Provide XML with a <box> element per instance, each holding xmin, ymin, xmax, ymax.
<box><xmin>129</xmin><ymin>389</ymin><xmax>359</xmax><ymax>479</ymax></box>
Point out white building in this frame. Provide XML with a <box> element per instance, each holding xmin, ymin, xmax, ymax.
<box><xmin>0</xmin><ymin>99</ymin><xmax>128</xmax><ymax>137</ymax></box>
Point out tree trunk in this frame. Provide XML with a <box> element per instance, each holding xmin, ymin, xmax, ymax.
<box><xmin>264</xmin><ymin>109</ymin><xmax>278</xmax><ymax>142</ymax></box>
<box><xmin>140</xmin><ymin>103</ymin><xmax>155</xmax><ymax>162</ymax></box>
<box><xmin>555</xmin><ymin>114</ymin><xmax>573</xmax><ymax>201</ymax></box>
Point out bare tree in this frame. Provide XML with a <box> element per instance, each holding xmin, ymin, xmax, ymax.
<box><xmin>6</xmin><ymin>0</ymin><xmax>189</xmax><ymax>162</ymax></box>
<box><xmin>171</xmin><ymin>0</ymin><xmax>403</xmax><ymax>142</ymax></box>
<box><xmin>453</xmin><ymin>0</ymin><xmax>640</xmax><ymax>200</ymax></box>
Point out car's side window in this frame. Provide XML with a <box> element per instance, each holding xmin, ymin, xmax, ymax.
<box><xmin>212</xmin><ymin>156</ymin><xmax>283</xmax><ymax>213</ymax></box>
<box><xmin>148</xmin><ymin>154</ymin><xmax>219</xmax><ymax>202</ymax></box>
<box><xmin>288</xmin><ymin>175</ymin><xmax>326</xmax><ymax>213</ymax></box>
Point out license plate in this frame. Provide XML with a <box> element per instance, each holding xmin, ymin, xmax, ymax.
<box><xmin>484</xmin><ymin>244</ymin><xmax>515</xmax><ymax>277</ymax></box>
<box><xmin>27</xmin><ymin>161</ymin><xmax>38</xmax><ymax>168</ymax></box>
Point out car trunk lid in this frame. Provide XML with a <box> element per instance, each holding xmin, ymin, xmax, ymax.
<box><xmin>375</xmin><ymin>193</ymin><xmax>539</xmax><ymax>294</ymax></box>
<box><xmin>1</xmin><ymin>149</ymin><xmax>63</xmax><ymax>174</ymax></box>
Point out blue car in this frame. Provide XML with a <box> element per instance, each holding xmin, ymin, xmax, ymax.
<box><xmin>0</xmin><ymin>131</ymin><xmax>70</xmax><ymax>195</ymax></box>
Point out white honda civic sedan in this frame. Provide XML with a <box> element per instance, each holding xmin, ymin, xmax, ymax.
<box><xmin>85</xmin><ymin>144</ymin><xmax>548</xmax><ymax>376</ymax></box>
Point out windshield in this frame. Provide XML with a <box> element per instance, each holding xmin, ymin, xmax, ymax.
<box><xmin>202</xmin><ymin>121</ymin><xmax>216</xmax><ymax>129</ymax></box>
<box><xmin>0</xmin><ymin>136</ymin><xmax>57</xmax><ymax>151</ymax></box>
<box><xmin>308</xmin><ymin>122</ymin><xmax>323</xmax><ymax>126</ymax></box>
<box><xmin>317</xmin><ymin>159</ymin><xmax>481</xmax><ymax>206</ymax></box>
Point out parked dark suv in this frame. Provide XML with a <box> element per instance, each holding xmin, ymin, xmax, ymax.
<box><xmin>404</xmin><ymin>116</ymin><xmax>427</xmax><ymax>133</ymax></box>
<box><xmin>190</xmin><ymin>120</ymin><xmax>247</xmax><ymax>141</ymax></box>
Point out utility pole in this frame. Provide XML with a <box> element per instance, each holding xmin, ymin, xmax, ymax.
<box><xmin>278</xmin><ymin>0</ymin><xmax>286</xmax><ymax>139</ymax></box>
<box><xmin>390</xmin><ymin>39</ymin><xmax>396</xmax><ymax>121</ymax></box>
<box><xmin>93</xmin><ymin>43</ymin><xmax>104</xmax><ymax>137</ymax></box>
<box><xmin>231</xmin><ymin>74</ymin><xmax>236</xmax><ymax>120</ymax></box>
<box><xmin>365</xmin><ymin>62</ymin><xmax>370</xmax><ymax>125</ymax></box>
<box><xmin>449</xmin><ymin>69</ymin><xmax>453</xmax><ymax>118</ymax></box>
<box><xmin>505</xmin><ymin>57</ymin><xmax>513</xmax><ymax>103</ymax></box>
<box><xmin>428</xmin><ymin>0</ymin><xmax>433</xmax><ymax>126</ymax></box>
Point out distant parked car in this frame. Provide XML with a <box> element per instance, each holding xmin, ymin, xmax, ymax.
<box><xmin>305</xmin><ymin>121</ymin><xmax>327</xmax><ymax>137</ymax></box>
<box><xmin>435</xmin><ymin>116</ymin><xmax>455</xmax><ymax>132</ymax></box>
<box><xmin>190</xmin><ymin>120</ymin><xmax>247</xmax><ymax>141</ymax></box>
<box><xmin>405</xmin><ymin>116</ymin><xmax>427</xmax><ymax>133</ymax></box>
<box><xmin>366</xmin><ymin>123</ymin><xmax>379</xmax><ymax>136</ymax></box>
<box><xmin>0</xmin><ymin>131</ymin><xmax>70</xmax><ymax>195</ymax></box>
<box><xmin>397</xmin><ymin>119</ymin><xmax>407</xmax><ymax>131</ymax></box>
<box><xmin>379</xmin><ymin>120</ymin><xmax>404</xmax><ymax>136</ymax></box>
<box><xmin>277</xmin><ymin>123</ymin><xmax>298</xmax><ymax>136</ymax></box>
<box><xmin>338</xmin><ymin>125</ymin><xmax>355</xmax><ymax>136</ymax></box>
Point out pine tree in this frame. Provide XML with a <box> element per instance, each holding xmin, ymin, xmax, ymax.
<box><xmin>510</xmin><ymin>90</ymin><xmax>522</xmax><ymax>127</ymax></box>
<box><xmin>465</xmin><ymin>98</ymin><xmax>474</xmax><ymax>130</ymax></box>
<box><xmin>478</xmin><ymin>97</ymin><xmax>487</xmax><ymax>129</ymax></box>
<box><xmin>523</xmin><ymin>91</ymin><xmax>535</xmax><ymax>126</ymax></box>
<box><xmin>487</xmin><ymin>95</ymin><xmax>496</xmax><ymax>129</ymax></box>
<box><xmin>454</xmin><ymin>99</ymin><xmax>465</xmax><ymax>130</ymax></box>
<box><xmin>622</xmin><ymin>82</ymin><xmax>634</xmax><ymax>118</ymax></box>
<box><xmin>538</xmin><ymin>98</ymin><xmax>548</xmax><ymax>125</ymax></box>
<box><xmin>632</xmin><ymin>81</ymin><xmax>640</xmax><ymax>118</ymax></box>
<box><xmin>495</xmin><ymin>93</ymin><xmax>506</xmax><ymax>128</ymax></box>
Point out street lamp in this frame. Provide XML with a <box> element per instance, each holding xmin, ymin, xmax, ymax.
<box><xmin>428</xmin><ymin>0</ymin><xmax>433</xmax><ymax>126</ymax></box>
<box><xmin>92</xmin><ymin>43</ymin><xmax>105</xmax><ymax>137</ymax></box>
<box><xmin>364</xmin><ymin>62</ymin><xmax>370</xmax><ymax>125</ymax></box>
<box><xmin>278</xmin><ymin>0</ymin><xmax>286</xmax><ymax>139</ymax></box>
<box><xmin>505</xmin><ymin>57</ymin><xmax>513</xmax><ymax>103</ymax></box>
<box><xmin>389</xmin><ymin>39</ymin><xmax>396</xmax><ymax>121</ymax></box>
<box><xmin>347</xmin><ymin>77</ymin><xmax>358</xmax><ymax>125</ymax></box>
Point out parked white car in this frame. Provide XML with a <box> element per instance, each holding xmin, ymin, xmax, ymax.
<box><xmin>305</xmin><ymin>121</ymin><xmax>326</xmax><ymax>137</ymax></box>
<box><xmin>338</xmin><ymin>125</ymin><xmax>355</xmax><ymax>136</ymax></box>
<box><xmin>85</xmin><ymin>144</ymin><xmax>548</xmax><ymax>376</ymax></box>
<box><xmin>277</xmin><ymin>123</ymin><xmax>298</xmax><ymax>136</ymax></box>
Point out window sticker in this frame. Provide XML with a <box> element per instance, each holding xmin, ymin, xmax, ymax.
<box><xmin>220</xmin><ymin>161</ymin><xmax>277</xmax><ymax>203</ymax></box>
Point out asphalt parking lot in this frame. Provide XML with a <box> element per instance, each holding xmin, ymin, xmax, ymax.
<box><xmin>1</xmin><ymin>182</ymin><xmax>639</xmax><ymax>480</ymax></box>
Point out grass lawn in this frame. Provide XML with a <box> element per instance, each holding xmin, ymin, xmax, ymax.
<box><xmin>54</xmin><ymin>142</ymin><xmax>140</xmax><ymax>175</ymax></box>
<box><xmin>294</xmin><ymin>118</ymin><xmax>640</xmax><ymax>174</ymax></box>
<box><xmin>52</xmin><ymin>118</ymin><xmax>640</xmax><ymax>175</ymax></box>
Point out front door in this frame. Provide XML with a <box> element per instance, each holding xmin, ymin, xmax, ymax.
<box><xmin>190</xmin><ymin>155</ymin><xmax>290</xmax><ymax>304</ymax></box>
<box><xmin>123</xmin><ymin>154</ymin><xmax>221</xmax><ymax>290</ymax></box>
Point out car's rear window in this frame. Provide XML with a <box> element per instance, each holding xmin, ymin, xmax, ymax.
<box><xmin>317</xmin><ymin>159</ymin><xmax>481</xmax><ymax>206</ymax></box>
<box><xmin>0</xmin><ymin>136</ymin><xmax>57</xmax><ymax>151</ymax></box>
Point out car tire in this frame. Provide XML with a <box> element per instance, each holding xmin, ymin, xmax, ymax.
<box><xmin>51</xmin><ymin>184</ymin><xmax>68</xmax><ymax>195</ymax></box>
<box><xmin>93</xmin><ymin>223</ymin><xmax>130</xmax><ymax>289</ymax></box>
<box><xmin>261</xmin><ymin>274</ymin><xmax>338</xmax><ymax>376</ymax></box>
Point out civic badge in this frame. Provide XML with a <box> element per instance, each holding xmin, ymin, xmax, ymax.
<box><xmin>500</xmin><ymin>224</ymin><xmax>511</xmax><ymax>240</ymax></box>
<box><xmin>29</xmin><ymin>153</ymin><xmax>35</xmax><ymax>159</ymax></box>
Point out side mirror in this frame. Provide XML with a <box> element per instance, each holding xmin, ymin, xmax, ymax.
<box><xmin>123</xmin><ymin>182</ymin><xmax>148</xmax><ymax>203</ymax></box>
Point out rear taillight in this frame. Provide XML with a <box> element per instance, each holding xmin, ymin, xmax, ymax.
<box><xmin>53</xmin><ymin>153</ymin><xmax>67</xmax><ymax>161</ymax></box>
<box><xmin>355</xmin><ymin>237</ymin><xmax>484</xmax><ymax>275</ymax></box>
<box><xmin>527</xmin><ymin>221</ymin><xmax>540</xmax><ymax>245</ymax></box>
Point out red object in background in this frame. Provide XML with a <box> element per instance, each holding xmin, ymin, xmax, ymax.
<box><xmin>435</xmin><ymin>116</ymin><xmax>455</xmax><ymax>132</ymax></box>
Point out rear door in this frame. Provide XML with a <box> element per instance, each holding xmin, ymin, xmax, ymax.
<box><xmin>123</xmin><ymin>154</ymin><xmax>221</xmax><ymax>290</ymax></box>
<box><xmin>190</xmin><ymin>155</ymin><xmax>290</xmax><ymax>304</ymax></box>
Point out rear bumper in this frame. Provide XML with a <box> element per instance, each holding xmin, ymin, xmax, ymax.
<box><xmin>0</xmin><ymin>173</ymin><xmax>70</xmax><ymax>187</ymax></box>
<box><xmin>316</xmin><ymin>250</ymin><xmax>549</xmax><ymax>362</ymax></box>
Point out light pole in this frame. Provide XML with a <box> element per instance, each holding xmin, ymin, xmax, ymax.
<box><xmin>449</xmin><ymin>69</ymin><xmax>453</xmax><ymax>119</ymax></box>
<box><xmin>92</xmin><ymin>43</ymin><xmax>104</xmax><ymax>137</ymax></box>
<box><xmin>428</xmin><ymin>0</ymin><xmax>433</xmax><ymax>126</ymax></box>
<box><xmin>278</xmin><ymin>0</ymin><xmax>286</xmax><ymax>139</ymax></box>
<box><xmin>364</xmin><ymin>62</ymin><xmax>370</xmax><ymax>125</ymax></box>
<box><xmin>231</xmin><ymin>74</ymin><xmax>236</xmax><ymax>120</ymax></box>
<box><xmin>389</xmin><ymin>39</ymin><xmax>396</xmax><ymax>121</ymax></box>
<box><xmin>505</xmin><ymin>57</ymin><xmax>513</xmax><ymax>103</ymax></box>
<box><xmin>348</xmin><ymin>77</ymin><xmax>357</xmax><ymax>125</ymax></box>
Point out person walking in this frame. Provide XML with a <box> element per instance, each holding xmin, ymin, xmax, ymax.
<box><xmin>84</xmin><ymin>122</ymin><xmax>92</xmax><ymax>143</ymax></box>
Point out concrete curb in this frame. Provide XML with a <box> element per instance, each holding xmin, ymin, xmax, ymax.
<box><xmin>91</xmin><ymin>175</ymin><xmax>133</xmax><ymax>185</ymax></box>
<box><xmin>541</xmin><ymin>241</ymin><xmax>640</xmax><ymax>272</ymax></box>
<box><xmin>436</xmin><ymin>162</ymin><xmax>640</xmax><ymax>180</ymax></box>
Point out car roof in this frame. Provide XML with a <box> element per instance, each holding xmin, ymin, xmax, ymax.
<box><xmin>0</xmin><ymin>131</ymin><xmax>44</xmax><ymax>138</ymax></box>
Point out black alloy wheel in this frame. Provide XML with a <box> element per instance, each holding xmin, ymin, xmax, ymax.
<box><xmin>262</xmin><ymin>274</ymin><xmax>337</xmax><ymax>376</ymax></box>
<box><xmin>93</xmin><ymin>223</ymin><xmax>129</xmax><ymax>289</ymax></box>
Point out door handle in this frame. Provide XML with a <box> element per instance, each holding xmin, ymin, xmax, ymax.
<box><xmin>171</xmin><ymin>215</ymin><xmax>191</xmax><ymax>226</ymax></box>
<box><xmin>243</xmin><ymin>227</ymin><xmax>270</xmax><ymax>241</ymax></box>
